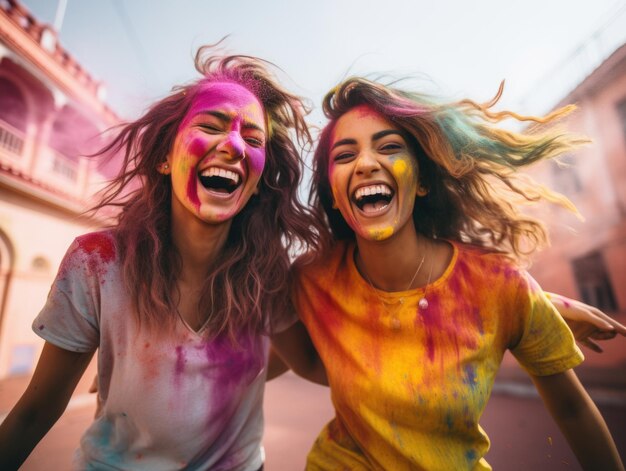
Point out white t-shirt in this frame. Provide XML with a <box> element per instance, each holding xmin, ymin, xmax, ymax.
<box><xmin>34</xmin><ymin>230</ymin><xmax>295</xmax><ymax>470</ymax></box>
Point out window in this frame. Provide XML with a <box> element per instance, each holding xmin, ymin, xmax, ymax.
<box><xmin>0</xmin><ymin>77</ymin><xmax>27</xmax><ymax>131</ymax></box>
<box><xmin>0</xmin><ymin>77</ymin><xmax>27</xmax><ymax>156</ymax></box>
<box><xmin>52</xmin><ymin>154</ymin><xmax>78</xmax><ymax>181</ymax></box>
<box><xmin>572</xmin><ymin>252</ymin><xmax>617</xmax><ymax>312</ymax></box>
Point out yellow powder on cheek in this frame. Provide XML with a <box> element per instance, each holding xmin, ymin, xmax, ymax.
<box><xmin>369</xmin><ymin>226</ymin><xmax>394</xmax><ymax>240</ymax></box>
<box><xmin>392</xmin><ymin>159</ymin><xmax>408</xmax><ymax>177</ymax></box>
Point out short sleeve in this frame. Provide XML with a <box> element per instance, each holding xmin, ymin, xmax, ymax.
<box><xmin>32</xmin><ymin>238</ymin><xmax>101</xmax><ymax>352</ymax></box>
<box><xmin>510</xmin><ymin>271</ymin><xmax>584</xmax><ymax>376</ymax></box>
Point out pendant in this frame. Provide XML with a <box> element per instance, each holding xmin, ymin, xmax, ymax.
<box><xmin>391</xmin><ymin>317</ymin><xmax>401</xmax><ymax>330</ymax></box>
<box><xmin>418</xmin><ymin>297</ymin><xmax>429</xmax><ymax>310</ymax></box>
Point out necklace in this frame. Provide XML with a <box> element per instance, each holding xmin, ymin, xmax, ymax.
<box><xmin>418</xmin><ymin>253</ymin><xmax>435</xmax><ymax>310</ymax></box>
<box><xmin>358</xmin><ymin>249</ymin><xmax>427</xmax><ymax>330</ymax></box>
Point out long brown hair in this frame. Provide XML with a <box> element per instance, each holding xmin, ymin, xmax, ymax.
<box><xmin>311</xmin><ymin>78</ymin><xmax>586</xmax><ymax>261</ymax></box>
<box><xmin>95</xmin><ymin>47</ymin><xmax>316</xmax><ymax>339</ymax></box>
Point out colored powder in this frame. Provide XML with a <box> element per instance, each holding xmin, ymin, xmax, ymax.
<box><xmin>369</xmin><ymin>226</ymin><xmax>393</xmax><ymax>240</ymax></box>
<box><xmin>76</xmin><ymin>232</ymin><xmax>115</xmax><ymax>264</ymax></box>
<box><xmin>392</xmin><ymin>159</ymin><xmax>408</xmax><ymax>177</ymax></box>
<box><xmin>71</xmin><ymin>232</ymin><xmax>116</xmax><ymax>280</ymax></box>
<box><xmin>186</xmin><ymin>170</ymin><xmax>201</xmax><ymax>210</ymax></box>
<box><xmin>188</xmin><ymin>137</ymin><xmax>207</xmax><ymax>159</ymax></box>
<box><xmin>175</xmin><ymin>345</ymin><xmax>186</xmax><ymax>376</ymax></box>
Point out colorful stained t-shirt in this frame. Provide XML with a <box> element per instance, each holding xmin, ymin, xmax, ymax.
<box><xmin>33</xmin><ymin>230</ymin><xmax>296</xmax><ymax>471</ymax></box>
<box><xmin>293</xmin><ymin>240</ymin><xmax>583</xmax><ymax>471</ymax></box>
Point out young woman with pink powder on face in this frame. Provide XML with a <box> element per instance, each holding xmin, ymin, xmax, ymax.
<box><xmin>0</xmin><ymin>48</ymin><xmax>325</xmax><ymax>471</ymax></box>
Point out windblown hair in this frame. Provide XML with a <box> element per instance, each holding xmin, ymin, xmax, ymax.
<box><xmin>94</xmin><ymin>46</ymin><xmax>316</xmax><ymax>339</ymax></box>
<box><xmin>311</xmin><ymin>77</ymin><xmax>586</xmax><ymax>261</ymax></box>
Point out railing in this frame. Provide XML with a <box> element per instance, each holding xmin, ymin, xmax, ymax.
<box><xmin>51</xmin><ymin>151</ymin><xmax>78</xmax><ymax>181</ymax></box>
<box><xmin>0</xmin><ymin>119</ymin><xmax>24</xmax><ymax>156</ymax></box>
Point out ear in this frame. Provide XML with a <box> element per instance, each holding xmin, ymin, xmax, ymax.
<box><xmin>416</xmin><ymin>183</ymin><xmax>429</xmax><ymax>197</ymax></box>
<box><xmin>157</xmin><ymin>161</ymin><xmax>171</xmax><ymax>175</ymax></box>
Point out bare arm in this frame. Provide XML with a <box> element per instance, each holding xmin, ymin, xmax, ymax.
<box><xmin>266</xmin><ymin>346</ymin><xmax>290</xmax><ymax>381</ymax></box>
<box><xmin>271</xmin><ymin>321</ymin><xmax>328</xmax><ymax>386</ymax></box>
<box><xmin>531</xmin><ymin>369</ymin><xmax>624</xmax><ymax>471</ymax></box>
<box><xmin>547</xmin><ymin>292</ymin><xmax>626</xmax><ymax>352</ymax></box>
<box><xmin>0</xmin><ymin>342</ymin><xmax>94</xmax><ymax>469</ymax></box>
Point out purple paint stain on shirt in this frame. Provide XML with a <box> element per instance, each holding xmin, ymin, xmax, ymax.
<box><xmin>463</xmin><ymin>364</ymin><xmax>477</xmax><ymax>390</ymax></box>
<box><xmin>38</xmin><ymin>324</ymin><xmax>45</xmax><ymax>330</ymax></box>
<box><xmin>200</xmin><ymin>333</ymin><xmax>265</xmax><ymax>425</ymax></box>
<box><xmin>174</xmin><ymin>345</ymin><xmax>186</xmax><ymax>386</ymax></box>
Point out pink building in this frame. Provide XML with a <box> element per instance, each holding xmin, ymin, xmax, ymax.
<box><xmin>528</xmin><ymin>42</ymin><xmax>626</xmax><ymax>323</ymax></box>
<box><xmin>0</xmin><ymin>0</ymin><xmax>119</xmax><ymax>378</ymax></box>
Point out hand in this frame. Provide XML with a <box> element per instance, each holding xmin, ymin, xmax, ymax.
<box><xmin>547</xmin><ymin>292</ymin><xmax>626</xmax><ymax>353</ymax></box>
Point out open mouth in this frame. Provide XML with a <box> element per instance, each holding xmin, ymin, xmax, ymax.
<box><xmin>352</xmin><ymin>184</ymin><xmax>394</xmax><ymax>214</ymax></box>
<box><xmin>198</xmin><ymin>167</ymin><xmax>242</xmax><ymax>194</ymax></box>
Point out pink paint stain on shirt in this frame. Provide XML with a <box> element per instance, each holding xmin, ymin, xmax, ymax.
<box><xmin>175</xmin><ymin>345</ymin><xmax>186</xmax><ymax>375</ymax></box>
<box><xmin>76</xmin><ymin>232</ymin><xmax>116</xmax><ymax>264</ymax></box>
<box><xmin>312</xmin><ymin>288</ymin><xmax>345</xmax><ymax>333</ymax></box>
<box><xmin>58</xmin><ymin>232</ymin><xmax>116</xmax><ymax>282</ymax></box>
<box><xmin>417</xmin><ymin>293</ymin><xmax>443</xmax><ymax>362</ymax></box>
<box><xmin>174</xmin><ymin>345</ymin><xmax>187</xmax><ymax>388</ymax></box>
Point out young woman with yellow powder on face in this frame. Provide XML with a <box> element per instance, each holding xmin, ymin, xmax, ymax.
<box><xmin>288</xmin><ymin>78</ymin><xmax>625</xmax><ymax>470</ymax></box>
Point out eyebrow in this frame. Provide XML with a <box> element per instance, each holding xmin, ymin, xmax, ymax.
<box><xmin>330</xmin><ymin>129</ymin><xmax>404</xmax><ymax>150</ymax></box>
<box><xmin>202</xmin><ymin>110</ymin><xmax>266</xmax><ymax>134</ymax></box>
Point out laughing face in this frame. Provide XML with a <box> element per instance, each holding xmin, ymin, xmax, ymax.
<box><xmin>166</xmin><ymin>81</ymin><xmax>267</xmax><ymax>226</ymax></box>
<box><xmin>328</xmin><ymin>105</ymin><xmax>426</xmax><ymax>241</ymax></box>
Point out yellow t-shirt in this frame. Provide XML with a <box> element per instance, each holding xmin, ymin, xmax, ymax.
<box><xmin>293</xmin><ymin>241</ymin><xmax>583</xmax><ymax>471</ymax></box>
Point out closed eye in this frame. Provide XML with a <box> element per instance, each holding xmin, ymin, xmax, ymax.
<box><xmin>379</xmin><ymin>142</ymin><xmax>404</xmax><ymax>153</ymax></box>
<box><xmin>198</xmin><ymin>124</ymin><xmax>223</xmax><ymax>134</ymax></box>
<box><xmin>244</xmin><ymin>137</ymin><xmax>264</xmax><ymax>148</ymax></box>
<box><xmin>333</xmin><ymin>151</ymin><xmax>356</xmax><ymax>162</ymax></box>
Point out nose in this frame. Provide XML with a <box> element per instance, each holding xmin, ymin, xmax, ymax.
<box><xmin>355</xmin><ymin>150</ymin><xmax>381</xmax><ymax>175</ymax></box>
<box><xmin>217</xmin><ymin>131</ymin><xmax>246</xmax><ymax>160</ymax></box>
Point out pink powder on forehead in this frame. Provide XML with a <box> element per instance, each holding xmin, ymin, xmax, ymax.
<box><xmin>351</xmin><ymin>104</ymin><xmax>382</xmax><ymax>118</ymax></box>
<box><xmin>180</xmin><ymin>81</ymin><xmax>265</xmax><ymax>130</ymax></box>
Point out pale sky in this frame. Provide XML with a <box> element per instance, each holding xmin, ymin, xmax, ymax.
<box><xmin>22</xmin><ymin>0</ymin><xmax>626</xmax><ymax>125</ymax></box>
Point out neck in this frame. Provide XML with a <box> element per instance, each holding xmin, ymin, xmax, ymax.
<box><xmin>170</xmin><ymin>208</ymin><xmax>231</xmax><ymax>285</ymax></box>
<box><xmin>355</xmin><ymin>220</ymin><xmax>432</xmax><ymax>292</ymax></box>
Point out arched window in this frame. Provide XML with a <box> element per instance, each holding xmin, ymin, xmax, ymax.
<box><xmin>0</xmin><ymin>77</ymin><xmax>28</xmax><ymax>132</ymax></box>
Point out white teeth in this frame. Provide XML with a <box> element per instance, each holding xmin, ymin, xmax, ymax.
<box><xmin>354</xmin><ymin>184</ymin><xmax>392</xmax><ymax>200</ymax></box>
<box><xmin>200</xmin><ymin>167</ymin><xmax>240</xmax><ymax>184</ymax></box>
